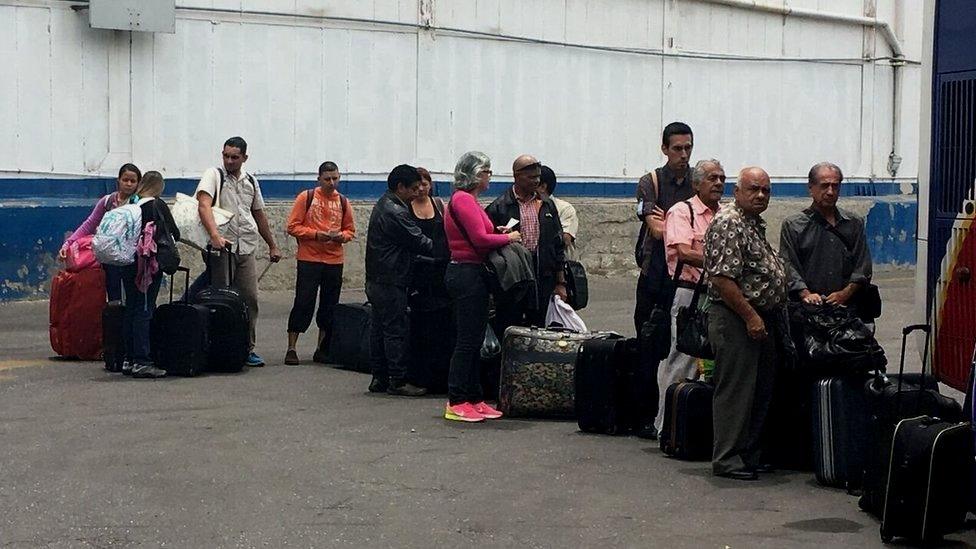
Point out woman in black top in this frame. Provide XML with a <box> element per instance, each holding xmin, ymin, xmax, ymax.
<box><xmin>120</xmin><ymin>171</ymin><xmax>180</xmax><ymax>379</ymax></box>
<box><xmin>407</xmin><ymin>168</ymin><xmax>454</xmax><ymax>393</ymax></box>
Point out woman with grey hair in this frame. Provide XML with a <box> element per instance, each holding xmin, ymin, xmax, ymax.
<box><xmin>442</xmin><ymin>151</ymin><xmax>521</xmax><ymax>422</ymax></box>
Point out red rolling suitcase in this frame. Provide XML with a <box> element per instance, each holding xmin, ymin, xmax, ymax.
<box><xmin>49</xmin><ymin>265</ymin><xmax>106</xmax><ymax>360</ymax></box>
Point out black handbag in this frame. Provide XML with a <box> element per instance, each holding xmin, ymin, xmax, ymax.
<box><xmin>153</xmin><ymin>199</ymin><xmax>181</xmax><ymax>275</ymax></box>
<box><xmin>640</xmin><ymin>261</ymin><xmax>683</xmax><ymax>362</ymax></box>
<box><xmin>675</xmin><ymin>274</ymin><xmax>714</xmax><ymax>359</ymax></box>
<box><xmin>563</xmin><ymin>260</ymin><xmax>588</xmax><ymax>310</ymax></box>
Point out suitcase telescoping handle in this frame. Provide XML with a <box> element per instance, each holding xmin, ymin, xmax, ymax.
<box><xmin>895</xmin><ymin>323</ymin><xmax>932</xmax><ymax>416</ymax></box>
<box><xmin>170</xmin><ymin>266</ymin><xmax>192</xmax><ymax>304</ymax></box>
<box><xmin>205</xmin><ymin>243</ymin><xmax>236</xmax><ymax>287</ymax></box>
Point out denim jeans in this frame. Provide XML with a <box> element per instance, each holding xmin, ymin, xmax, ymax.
<box><xmin>104</xmin><ymin>264</ymin><xmax>124</xmax><ymax>302</ymax></box>
<box><xmin>121</xmin><ymin>264</ymin><xmax>162</xmax><ymax>365</ymax></box>
<box><xmin>445</xmin><ymin>263</ymin><xmax>490</xmax><ymax>404</ymax></box>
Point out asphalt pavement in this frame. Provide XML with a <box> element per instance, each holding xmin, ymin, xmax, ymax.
<box><xmin>1</xmin><ymin>270</ymin><xmax>973</xmax><ymax>548</ymax></box>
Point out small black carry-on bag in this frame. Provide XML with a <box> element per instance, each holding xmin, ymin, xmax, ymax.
<box><xmin>323</xmin><ymin>302</ymin><xmax>373</xmax><ymax>373</ymax></box>
<box><xmin>193</xmin><ymin>246</ymin><xmax>250</xmax><ymax>373</ymax></box>
<box><xmin>811</xmin><ymin>374</ymin><xmax>871</xmax><ymax>489</ymax></box>
<box><xmin>152</xmin><ymin>267</ymin><xmax>210</xmax><ymax>376</ymax></box>
<box><xmin>659</xmin><ymin>380</ymin><xmax>714</xmax><ymax>461</ymax></box>
<box><xmin>878</xmin><ymin>415</ymin><xmax>972</xmax><ymax>544</ymax></box>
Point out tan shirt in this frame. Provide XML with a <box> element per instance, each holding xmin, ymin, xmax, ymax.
<box><xmin>195</xmin><ymin>167</ymin><xmax>266</xmax><ymax>256</ymax></box>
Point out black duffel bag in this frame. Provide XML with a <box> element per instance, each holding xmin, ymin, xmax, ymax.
<box><xmin>789</xmin><ymin>302</ymin><xmax>887</xmax><ymax>375</ymax></box>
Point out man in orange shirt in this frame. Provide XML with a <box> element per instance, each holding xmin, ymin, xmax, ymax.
<box><xmin>284</xmin><ymin>161</ymin><xmax>356</xmax><ymax>365</ymax></box>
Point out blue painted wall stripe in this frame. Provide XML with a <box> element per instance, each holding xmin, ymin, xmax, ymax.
<box><xmin>0</xmin><ymin>177</ymin><xmax>916</xmax><ymax>201</ymax></box>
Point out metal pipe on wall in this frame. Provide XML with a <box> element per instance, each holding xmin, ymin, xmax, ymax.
<box><xmin>697</xmin><ymin>0</ymin><xmax>906</xmax><ymax>177</ymax></box>
<box><xmin>696</xmin><ymin>0</ymin><xmax>904</xmax><ymax>58</ymax></box>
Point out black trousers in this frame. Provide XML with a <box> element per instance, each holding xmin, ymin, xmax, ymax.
<box><xmin>445</xmin><ymin>263</ymin><xmax>490</xmax><ymax>404</ymax></box>
<box><xmin>408</xmin><ymin>305</ymin><xmax>455</xmax><ymax>393</ymax></box>
<box><xmin>287</xmin><ymin>261</ymin><xmax>343</xmax><ymax>345</ymax></box>
<box><xmin>365</xmin><ymin>281</ymin><xmax>410</xmax><ymax>385</ymax></box>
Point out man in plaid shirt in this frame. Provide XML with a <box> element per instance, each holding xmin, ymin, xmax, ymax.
<box><xmin>485</xmin><ymin>154</ymin><xmax>568</xmax><ymax>334</ymax></box>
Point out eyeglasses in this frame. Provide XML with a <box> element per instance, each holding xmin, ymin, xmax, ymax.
<box><xmin>479</xmin><ymin>169</ymin><xmax>493</xmax><ymax>176</ymax></box>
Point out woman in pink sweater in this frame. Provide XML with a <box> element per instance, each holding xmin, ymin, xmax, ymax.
<box><xmin>443</xmin><ymin>151</ymin><xmax>521</xmax><ymax>422</ymax></box>
<box><xmin>59</xmin><ymin>163</ymin><xmax>141</xmax><ymax>302</ymax></box>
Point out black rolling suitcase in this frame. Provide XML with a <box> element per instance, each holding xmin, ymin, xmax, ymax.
<box><xmin>152</xmin><ymin>267</ymin><xmax>210</xmax><ymax>376</ymax></box>
<box><xmin>859</xmin><ymin>324</ymin><xmax>963</xmax><ymax>516</ymax></box>
<box><xmin>323</xmin><ymin>302</ymin><xmax>372</xmax><ymax>373</ymax></box>
<box><xmin>879</xmin><ymin>416</ymin><xmax>972</xmax><ymax>544</ymax></box>
<box><xmin>102</xmin><ymin>302</ymin><xmax>125</xmax><ymax>372</ymax></box>
<box><xmin>575</xmin><ymin>337</ymin><xmax>636</xmax><ymax>435</ymax></box>
<box><xmin>193</xmin><ymin>247</ymin><xmax>249</xmax><ymax>373</ymax></box>
<box><xmin>811</xmin><ymin>375</ymin><xmax>871</xmax><ymax>488</ymax></box>
<box><xmin>660</xmin><ymin>380</ymin><xmax>714</xmax><ymax>461</ymax></box>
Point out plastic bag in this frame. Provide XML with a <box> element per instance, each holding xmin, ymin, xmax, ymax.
<box><xmin>480</xmin><ymin>325</ymin><xmax>501</xmax><ymax>360</ymax></box>
<box><xmin>790</xmin><ymin>302</ymin><xmax>887</xmax><ymax>374</ymax></box>
<box><xmin>545</xmin><ymin>295</ymin><xmax>587</xmax><ymax>332</ymax></box>
<box><xmin>171</xmin><ymin>192</ymin><xmax>234</xmax><ymax>251</ymax></box>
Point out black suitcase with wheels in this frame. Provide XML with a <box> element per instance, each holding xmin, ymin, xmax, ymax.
<box><xmin>575</xmin><ymin>337</ymin><xmax>636</xmax><ymax>435</ymax></box>
<box><xmin>193</xmin><ymin>247</ymin><xmax>249</xmax><ymax>372</ymax></box>
<box><xmin>879</xmin><ymin>416</ymin><xmax>972</xmax><ymax>544</ymax></box>
<box><xmin>152</xmin><ymin>267</ymin><xmax>210</xmax><ymax>376</ymax></box>
<box><xmin>102</xmin><ymin>303</ymin><xmax>125</xmax><ymax>372</ymax></box>
<box><xmin>323</xmin><ymin>302</ymin><xmax>372</xmax><ymax>373</ymax></box>
<box><xmin>811</xmin><ymin>375</ymin><xmax>870</xmax><ymax>488</ymax></box>
<box><xmin>859</xmin><ymin>324</ymin><xmax>963</xmax><ymax>516</ymax></box>
<box><xmin>660</xmin><ymin>380</ymin><xmax>714</xmax><ymax>461</ymax></box>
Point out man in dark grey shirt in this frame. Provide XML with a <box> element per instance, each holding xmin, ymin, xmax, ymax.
<box><xmin>779</xmin><ymin>162</ymin><xmax>873</xmax><ymax>307</ymax></box>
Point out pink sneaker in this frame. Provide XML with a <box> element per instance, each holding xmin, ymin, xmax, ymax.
<box><xmin>444</xmin><ymin>402</ymin><xmax>485</xmax><ymax>423</ymax></box>
<box><xmin>472</xmin><ymin>401</ymin><xmax>503</xmax><ymax>419</ymax></box>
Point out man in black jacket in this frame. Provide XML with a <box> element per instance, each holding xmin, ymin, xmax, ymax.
<box><xmin>365</xmin><ymin>165</ymin><xmax>433</xmax><ymax>396</ymax></box>
<box><xmin>485</xmin><ymin>155</ymin><xmax>567</xmax><ymax>333</ymax></box>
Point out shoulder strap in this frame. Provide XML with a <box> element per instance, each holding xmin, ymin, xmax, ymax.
<box><xmin>448</xmin><ymin>201</ymin><xmax>478</xmax><ymax>251</ymax></box>
<box><xmin>432</xmin><ymin>197</ymin><xmax>445</xmax><ymax>217</ymax></box>
<box><xmin>685</xmin><ymin>200</ymin><xmax>694</xmax><ymax>229</ymax></box>
<box><xmin>304</xmin><ymin>189</ymin><xmax>315</xmax><ymax>213</ymax></box>
<box><xmin>340</xmin><ymin>194</ymin><xmax>348</xmax><ymax>217</ymax></box>
<box><xmin>650</xmin><ymin>169</ymin><xmax>660</xmax><ymax>206</ymax></box>
<box><xmin>824</xmin><ymin>223</ymin><xmax>855</xmax><ymax>252</ymax></box>
<box><xmin>216</xmin><ymin>168</ymin><xmax>224</xmax><ymax>208</ymax></box>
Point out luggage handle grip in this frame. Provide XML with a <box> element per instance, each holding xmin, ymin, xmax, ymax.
<box><xmin>171</xmin><ymin>266</ymin><xmax>191</xmax><ymax>304</ymax></box>
<box><xmin>902</xmin><ymin>324</ymin><xmax>930</xmax><ymax>336</ymax></box>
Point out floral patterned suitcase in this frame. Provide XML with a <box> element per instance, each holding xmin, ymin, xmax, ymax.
<box><xmin>498</xmin><ymin>326</ymin><xmax>618</xmax><ymax>418</ymax></box>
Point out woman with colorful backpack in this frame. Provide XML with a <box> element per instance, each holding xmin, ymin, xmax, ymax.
<box><xmin>59</xmin><ymin>163</ymin><xmax>142</xmax><ymax>302</ymax></box>
<box><xmin>118</xmin><ymin>171</ymin><xmax>180</xmax><ymax>378</ymax></box>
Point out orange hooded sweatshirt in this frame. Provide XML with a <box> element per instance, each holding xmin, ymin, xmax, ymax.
<box><xmin>286</xmin><ymin>188</ymin><xmax>355</xmax><ymax>264</ymax></box>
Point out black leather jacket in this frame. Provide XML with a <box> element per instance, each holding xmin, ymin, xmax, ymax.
<box><xmin>365</xmin><ymin>191</ymin><xmax>433</xmax><ymax>287</ymax></box>
<box><xmin>485</xmin><ymin>187</ymin><xmax>566</xmax><ymax>278</ymax></box>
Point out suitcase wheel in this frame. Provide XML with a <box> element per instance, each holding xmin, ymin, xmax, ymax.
<box><xmin>879</xmin><ymin>525</ymin><xmax>892</xmax><ymax>544</ymax></box>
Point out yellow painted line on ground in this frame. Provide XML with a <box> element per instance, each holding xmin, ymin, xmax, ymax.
<box><xmin>0</xmin><ymin>359</ymin><xmax>54</xmax><ymax>371</ymax></box>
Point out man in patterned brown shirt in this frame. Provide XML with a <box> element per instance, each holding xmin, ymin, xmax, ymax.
<box><xmin>704</xmin><ymin>166</ymin><xmax>788</xmax><ymax>481</ymax></box>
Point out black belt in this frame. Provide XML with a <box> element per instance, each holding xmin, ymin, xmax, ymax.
<box><xmin>675</xmin><ymin>280</ymin><xmax>700</xmax><ymax>291</ymax></box>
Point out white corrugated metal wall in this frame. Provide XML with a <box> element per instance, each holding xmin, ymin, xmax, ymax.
<box><xmin>0</xmin><ymin>0</ymin><xmax>922</xmax><ymax>182</ymax></box>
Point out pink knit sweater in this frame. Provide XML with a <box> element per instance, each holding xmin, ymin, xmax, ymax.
<box><xmin>444</xmin><ymin>191</ymin><xmax>510</xmax><ymax>263</ymax></box>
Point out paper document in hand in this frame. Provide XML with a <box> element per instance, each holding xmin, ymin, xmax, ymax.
<box><xmin>504</xmin><ymin>218</ymin><xmax>520</xmax><ymax>230</ymax></box>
